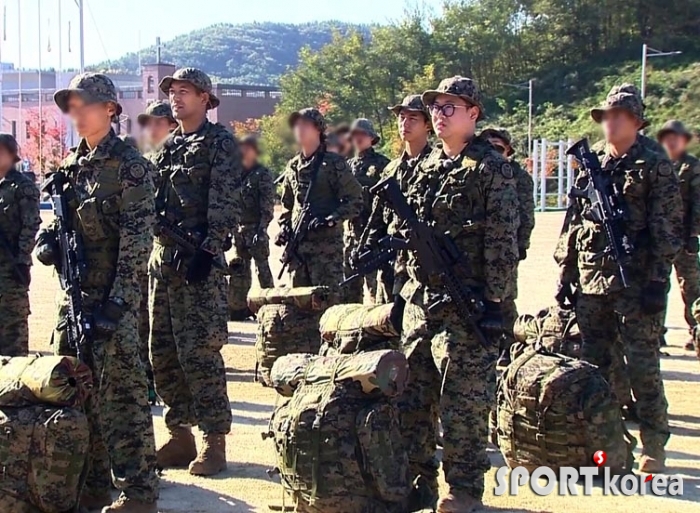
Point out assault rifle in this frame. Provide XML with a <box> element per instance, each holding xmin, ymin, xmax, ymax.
<box><xmin>277</xmin><ymin>204</ymin><xmax>314</xmax><ymax>280</ymax></box>
<box><xmin>566</xmin><ymin>138</ymin><xmax>633</xmax><ymax>288</ymax></box>
<box><xmin>41</xmin><ymin>171</ymin><xmax>94</xmax><ymax>367</ymax></box>
<box><xmin>358</xmin><ymin>176</ymin><xmax>490</xmax><ymax>349</ymax></box>
<box><xmin>154</xmin><ymin>214</ymin><xmax>226</xmax><ymax>272</ymax></box>
<box><xmin>0</xmin><ymin>225</ymin><xmax>28</xmax><ymax>287</ymax></box>
<box><xmin>341</xmin><ymin>237</ymin><xmax>396</xmax><ymax>286</ymax></box>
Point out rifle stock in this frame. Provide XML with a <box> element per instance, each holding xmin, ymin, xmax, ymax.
<box><xmin>154</xmin><ymin>214</ymin><xmax>226</xmax><ymax>272</ymax></box>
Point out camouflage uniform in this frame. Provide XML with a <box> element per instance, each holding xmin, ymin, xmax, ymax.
<box><xmin>279</xmin><ymin>109</ymin><xmax>363</xmax><ymax>297</ymax></box>
<box><xmin>149</xmin><ymin>69</ymin><xmax>237</xmax><ymax>446</ymax></box>
<box><xmin>344</xmin><ymin>119</ymin><xmax>390</xmax><ymax>303</ymax></box>
<box><xmin>0</xmin><ymin>135</ymin><xmax>40</xmax><ymax>355</ymax></box>
<box><xmin>228</xmin><ymin>158</ymin><xmax>275</xmax><ymax>318</ymax></box>
<box><xmin>557</xmin><ymin>86</ymin><xmax>681</xmax><ymax>464</ymax></box>
<box><xmin>398</xmin><ymin>77</ymin><xmax>518</xmax><ymax>503</ymax></box>
<box><xmin>46</xmin><ymin>74</ymin><xmax>159</xmax><ymax>505</ymax></box>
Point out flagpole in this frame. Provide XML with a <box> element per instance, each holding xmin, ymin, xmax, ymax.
<box><xmin>37</xmin><ymin>0</ymin><xmax>42</xmax><ymax>172</ymax></box>
<box><xmin>16</xmin><ymin>0</ymin><xmax>21</xmax><ymax>148</ymax></box>
<box><xmin>58</xmin><ymin>0</ymin><xmax>64</xmax><ymax>145</ymax></box>
<box><xmin>78</xmin><ymin>0</ymin><xmax>84</xmax><ymax>73</ymax></box>
<box><xmin>0</xmin><ymin>2</ymin><xmax>4</xmax><ymax>133</ymax></box>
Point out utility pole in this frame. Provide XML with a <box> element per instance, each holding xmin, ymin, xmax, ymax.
<box><xmin>641</xmin><ymin>43</ymin><xmax>682</xmax><ymax>99</ymax></box>
<box><xmin>505</xmin><ymin>79</ymin><xmax>535</xmax><ymax>159</ymax></box>
<box><xmin>17</xmin><ymin>0</ymin><xmax>21</xmax><ymax>149</ymax></box>
<box><xmin>38</xmin><ymin>0</ymin><xmax>42</xmax><ymax>172</ymax></box>
<box><xmin>78</xmin><ymin>0</ymin><xmax>84</xmax><ymax>73</ymax></box>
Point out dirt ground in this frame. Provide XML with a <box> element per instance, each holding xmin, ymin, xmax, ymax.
<box><xmin>27</xmin><ymin>210</ymin><xmax>700</xmax><ymax>512</ymax></box>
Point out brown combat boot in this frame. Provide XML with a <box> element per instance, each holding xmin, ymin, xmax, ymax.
<box><xmin>80</xmin><ymin>490</ymin><xmax>113</xmax><ymax>511</ymax></box>
<box><xmin>639</xmin><ymin>453</ymin><xmax>666</xmax><ymax>473</ymax></box>
<box><xmin>156</xmin><ymin>426</ymin><xmax>197</xmax><ymax>468</ymax></box>
<box><xmin>685</xmin><ymin>339</ymin><xmax>695</xmax><ymax>351</ymax></box>
<box><xmin>101</xmin><ymin>494</ymin><xmax>157</xmax><ymax>513</ymax></box>
<box><xmin>188</xmin><ymin>433</ymin><xmax>227</xmax><ymax>476</ymax></box>
<box><xmin>437</xmin><ymin>489</ymin><xmax>483</xmax><ymax>513</ymax></box>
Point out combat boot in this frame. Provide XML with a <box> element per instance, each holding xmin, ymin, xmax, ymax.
<box><xmin>639</xmin><ymin>451</ymin><xmax>666</xmax><ymax>473</ymax></box>
<box><xmin>156</xmin><ymin>426</ymin><xmax>197</xmax><ymax>468</ymax></box>
<box><xmin>437</xmin><ymin>489</ymin><xmax>483</xmax><ymax>513</ymax></box>
<box><xmin>101</xmin><ymin>494</ymin><xmax>157</xmax><ymax>513</ymax></box>
<box><xmin>188</xmin><ymin>433</ymin><xmax>227</xmax><ymax>476</ymax></box>
<box><xmin>685</xmin><ymin>339</ymin><xmax>695</xmax><ymax>351</ymax></box>
<box><xmin>80</xmin><ymin>490</ymin><xmax>113</xmax><ymax>511</ymax></box>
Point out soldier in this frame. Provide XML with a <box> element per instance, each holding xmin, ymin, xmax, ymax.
<box><xmin>149</xmin><ymin>68</ymin><xmax>238</xmax><ymax>476</ymax></box>
<box><xmin>345</xmin><ymin>118</ymin><xmax>391</xmax><ymax>303</ymax></box>
<box><xmin>228</xmin><ymin>134</ymin><xmax>275</xmax><ymax>320</ymax></box>
<box><xmin>399</xmin><ymin>77</ymin><xmax>519</xmax><ymax>512</ymax></box>
<box><xmin>657</xmin><ymin>120</ymin><xmax>700</xmax><ymax>350</ymax></box>
<box><xmin>277</xmin><ymin>108</ymin><xmax>362</xmax><ymax>293</ymax></box>
<box><xmin>556</xmin><ymin>84</ymin><xmax>681</xmax><ymax>472</ymax></box>
<box><xmin>360</xmin><ymin>95</ymin><xmax>432</xmax><ymax>304</ymax></box>
<box><xmin>329</xmin><ymin>123</ymin><xmax>353</xmax><ymax>159</ymax></box>
<box><xmin>481</xmin><ymin>127</ymin><xmax>535</xmax><ymax>364</ymax></box>
<box><xmin>0</xmin><ymin>134</ymin><xmax>39</xmax><ymax>355</ymax></box>
<box><xmin>36</xmin><ymin>73</ymin><xmax>159</xmax><ymax>512</ymax></box>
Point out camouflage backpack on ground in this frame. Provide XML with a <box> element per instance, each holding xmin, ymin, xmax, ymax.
<box><xmin>0</xmin><ymin>405</ymin><xmax>90</xmax><ymax>512</ymax></box>
<box><xmin>691</xmin><ymin>299</ymin><xmax>700</xmax><ymax>363</ymax></box>
<box><xmin>266</xmin><ymin>350</ymin><xmax>413</xmax><ymax>513</ymax></box>
<box><xmin>248</xmin><ymin>287</ymin><xmax>333</xmax><ymax>386</ymax></box>
<box><xmin>512</xmin><ymin>305</ymin><xmax>581</xmax><ymax>359</ymax></box>
<box><xmin>496</xmin><ymin>344</ymin><xmax>634</xmax><ymax>472</ymax></box>
<box><xmin>318</xmin><ymin>302</ymin><xmax>402</xmax><ymax>356</ymax></box>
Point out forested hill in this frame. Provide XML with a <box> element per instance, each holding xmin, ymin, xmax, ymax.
<box><xmin>92</xmin><ymin>21</ymin><xmax>367</xmax><ymax>85</ymax></box>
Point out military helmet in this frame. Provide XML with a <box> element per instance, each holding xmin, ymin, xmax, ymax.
<box><xmin>137</xmin><ymin>100</ymin><xmax>176</xmax><ymax>126</ymax></box>
<box><xmin>481</xmin><ymin>127</ymin><xmax>515</xmax><ymax>156</ymax></box>
<box><xmin>590</xmin><ymin>83</ymin><xmax>649</xmax><ymax>128</ymax></box>
<box><xmin>350</xmin><ymin>118</ymin><xmax>380</xmax><ymax>146</ymax></box>
<box><xmin>54</xmin><ymin>72</ymin><xmax>123</xmax><ymax>117</ymax></box>
<box><xmin>288</xmin><ymin>108</ymin><xmax>327</xmax><ymax>134</ymax></box>
<box><xmin>159</xmin><ymin>67</ymin><xmax>220</xmax><ymax>109</ymax></box>
<box><xmin>656</xmin><ymin>119</ymin><xmax>693</xmax><ymax>142</ymax></box>
<box><xmin>422</xmin><ymin>76</ymin><xmax>485</xmax><ymax>121</ymax></box>
<box><xmin>0</xmin><ymin>133</ymin><xmax>20</xmax><ymax>163</ymax></box>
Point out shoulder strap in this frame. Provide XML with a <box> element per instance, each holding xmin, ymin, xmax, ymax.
<box><xmin>301</xmin><ymin>150</ymin><xmax>325</xmax><ymax>208</ymax></box>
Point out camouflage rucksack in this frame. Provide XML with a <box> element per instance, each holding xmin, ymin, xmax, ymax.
<box><xmin>0</xmin><ymin>405</ymin><xmax>89</xmax><ymax>512</ymax></box>
<box><xmin>318</xmin><ymin>302</ymin><xmax>402</xmax><ymax>355</ymax></box>
<box><xmin>512</xmin><ymin>305</ymin><xmax>581</xmax><ymax>359</ymax></box>
<box><xmin>496</xmin><ymin>345</ymin><xmax>634</xmax><ymax>472</ymax></box>
<box><xmin>266</xmin><ymin>351</ymin><xmax>412</xmax><ymax>513</ymax></box>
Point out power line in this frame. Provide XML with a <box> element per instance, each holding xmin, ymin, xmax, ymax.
<box><xmin>85</xmin><ymin>0</ymin><xmax>110</xmax><ymax>64</ymax></box>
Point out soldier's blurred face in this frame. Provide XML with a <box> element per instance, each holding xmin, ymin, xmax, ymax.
<box><xmin>487</xmin><ymin>137</ymin><xmax>509</xmax><ymax>157</ymax></box>
<box><xmin>241</xmin><ymin>144</ymin><xmax>258</xmax><ymax>169</ymax></box>
<box><xmin>601</xmin><ymin>109</ymin><xmax>642</xmax><ymax>144</ymax></box>
<box><xmin>169</xmin><ymin>82</ymin><xmax>209</xmax><ymax>120</ymax></box>
<box><xmin>293</xmin><ymin>119</ymin><xmax>320</xmax><ymax>148</ymax></box>
<box><xmin>398</xmin><ymin>111</ymin><xmax>430</xmax><ymax>143</ymax></box>
<box><xmin>142</xmin><ymin>118</ymin><xmax>176</xmax><ymax>148</ymax></box>
<box><xmin>660</xmin><ymin>133</ymin><xmax>688</xmax><ymax>160</ymax></box>
<box><xmin>429</xmin><ymin>94</ymin><xmax>479</xmax><ymax>141</ymax></box>
<box><xmin>67</xmin><ymin>95</ymin><xmax>116</xmax><ymax>137</ymax></box>
<box><xmin>0</xmin><ymin>147</ymin><xmax>14</xmax><ymax>172</ymax></box>
<box><xmin>351</xmin><ymin>131</ymin><xmax>373</xmax><ymax>152</ymax></box>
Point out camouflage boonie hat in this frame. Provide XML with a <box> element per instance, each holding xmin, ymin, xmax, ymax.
<box><xmin>288</xmin><ymin>108</ymin><xmax>327</xmax><ymax>134</ymax></box>
<box><xmin>350</xmin><ymin>118</ymin><xmax>380</xmax><ymax>145</ymax></box>
<box><xmin>159</xmin><ymin>67</ymin><xmax>220</xmax><ymax>109</ymax></box>
<box><xmin>137</xmin><ymin>100</ymin><xmax>176</xmax><ymax>126</ymax></box>
<box><xmin>422</xmin><ymin>76</ymin><xmax>485</xmax><ymax>121</ymax></box>
<box><xmin>54</xmin><ymin>73</ymin><xmax>123</xmax><ymax>116</ymax></box>
<box><xmin>389</xmin><ymin>94</ymin><xmax>429</xmax><ymax>119</ymax></box>
<box><xmin>590</xmin><ymin>83</ymin><xmax>648</xmax><ymax>128</ymax></box>
<box><xmin>657</xmin><ymin>119</ymin><xmax>693</xmax><ymax>142</ymax></box>
<box><xmin>0</xmin><ymin>133</ymin><xmax>20</xmax><ymax>163</ymax></box>
<box><xmin>481</xmin><ymin>127</ymin><xmax>515</xmax><ymax>156</ymax></box>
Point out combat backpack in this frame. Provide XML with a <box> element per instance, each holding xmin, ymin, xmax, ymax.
<box><xmin>496</xmin><ymin>344</ymin><xmax>634</xmax><ymax>472</ymax></box>
<box><xmin>512</xmin><ymin>305</ymin><xmax>581</xmax><ymax>359</ymax></box>
<box><xmin>265</xmin><ymin>350</ymin><xmax>412</xmax><ymax>513</ymax></box>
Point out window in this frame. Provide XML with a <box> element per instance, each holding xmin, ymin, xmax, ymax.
<box><xmin>11</xmin><ymin>121</ymin><xmax>16</xmax><ymax>138</ymax></box>
<box><xmin>120</xmin><ymin>91</ymin><xmax>139</xmax><ymax>100</ymax></box>
<box><xmin>147</xmin><ymin>76</ymin><xmax>155</xmax><ymax>93</ymax></box>
<box><xmin>126</xmin><ymin>119</ymin><xmax>132</xmax><ymax>134</ymax></box>
<box><xmin>221</xmin><ymin>89</ymin><xmax>242</xmax><ymax>97</ymax></box>
<box><xmin>245</xmin><ymin>90</ymin><xmax>266</xmax><ymax>98</ymax></box>
<box><xmin>25</xmin><ymin>121</ymin><xmax>30</xmax><ymax>139</ymax></box>
<box><xmin>270</xmin><ymin>91</ymin><xmax>282</xmax><ymax>99</ymax></box>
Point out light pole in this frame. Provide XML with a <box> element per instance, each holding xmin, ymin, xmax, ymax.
<box><xmin>641</xmin><ymin>44</ymin><xmax>681</xmax><ymax>99</ymax></box>
<box><xmin>504</xmin><ymin>79</ymin><xmax>534</xmax><ymax>158</ymax></box>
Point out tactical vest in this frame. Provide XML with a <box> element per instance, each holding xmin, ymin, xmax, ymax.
<box><xmin>239</xmin><ymin>165</ymin><xmax>267</xmax><ymax>226</ymax></box>
<box><xmin>286</xmin><ymin>153</ymin><xmax>344</xmax><ymax>227</ymax></box>
<box><xmin>0</xmin><ymin>171</ymin><xmax>31</xmax><ymax>255</ymax></box>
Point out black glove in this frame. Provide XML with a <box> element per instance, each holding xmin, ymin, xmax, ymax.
<box><xmin>15</xmin><ymin>264</ymin><xmax>31</xmax><ymax>287</ymax></box>
<box><xmin>479</xmin><ymin>300</ymin><xmax>504</xmax><ymax>337</ymax></box>
<box><xmin>309</xmin><ymin>215</ymin><xmax>338</xmax><ymax>231</ymax></box>
<box><xmin>94</xmin><ymin>298</ymin><xmax>126</xmax><ymax>338</ymax></box>
<box><xmin>186</xmin><ymin>248</ymin><xmax>215</xmax><ymax>284</ymax></box>
<box><xmin>555</xmin><ymin>281</ymin><xmax>577</xmax><ymax>308</ymax></box>
<box><xmin>686</xmin><ymin>236</ymin><xmax>699</xmax><ymax>254</ymax></box>
<box><xmin>641</xmin><ymin>281</ymin><xmax>668</xmax><ymax>315</ymax></box>
<box><xmin>518</xmin><ymin>247</ymin><xmax>527</xmax><ymax>261</ymax></box>
<box><xmin>275</xmin><ymin>223</ymin><xmax>291</xmax><ymax>246</ymax></box>
<box><xmin>35</xmin><ymin>228</ymin><xmax>60</xmax><ymax>267</ymax></box>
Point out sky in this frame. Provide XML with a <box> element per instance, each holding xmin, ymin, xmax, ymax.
<box><xmin>0</xmin><ymin>0</ymin><xmax>443</xmax><ymax>71</ymax></box>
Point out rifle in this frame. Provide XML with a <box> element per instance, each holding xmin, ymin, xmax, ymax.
<box><xmin>154</xmin><ymin>214</ymin><xmax>227</xmax><ymax>273</ymax></box>
<box><xmin>41</xmin><ymin>171</ymin><xmax>94</xmax><ymax>367</ymax></box>
<box><xmin>566</xmin><ymin>138</ymin><xmax>633</xmax><ymax>288</ymax></box>
<box><xmin>363</xmin><ymin>176</ymin><xmax>490</xmax><ymax>349</ymax></box>
<box><xmin>0</xmin><ymin>224</ymin><xmax>28</xmax><ymax>287</ymax></box>
<box><xmin>341</xmin><ymin>236</ymin><xmax>396</xmax><ymax>286</ymax></box>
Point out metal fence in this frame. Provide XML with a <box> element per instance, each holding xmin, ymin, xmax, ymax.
<box><xmin>531</xmin><ymin>138</ymin><xmax>576</xmax><ymax>212</ymax></box>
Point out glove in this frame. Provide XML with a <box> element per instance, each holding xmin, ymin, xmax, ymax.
<box><xmin>35</xmin><ymin>228</ymin><xmax>60</xmax><ymax>267</ymax></box>
<box><xmin>518</xmin><ymin>247</ymin><xmax>527</xmax><ymax>261</ymax></box>
<box><xmin>686</xmin><ymin>236</ymin><xmax>699</xmax><ymax>254</ymax></box>
<box><xmin>252</xmin><ymin>228</ymin><xmax>267</xmax><ymax>247</ymax></box>
<box><xmin>479</xmin><ymin>300</ymin><xmax>504</xmax><ymax>337</ymax></box>
<box><xmin>555</xmin><ymin>281</ymin><xmax>577</xmax><ymax>308</ymax></box>
<box><xmin>94</xmin><ymin>298</ymin><xmax>126</xmax><ymax>338</ymax></box>
<box><xmin>186</xmin><ymin>248</ymin><xmax>215</xmax><ymax>284</ymax></box>
<box><xmin>275</xmin><ymin>223</ymin><xmax>291</xmax><ymax>247</ymax></box>
<box><xmin>15</xmin><ymin>264</ymin><xmax>31</xmax><ymax>287</ymax></box>
<box><xmin>309</xmin><ymin>215</ymin><xmax>338</xmax><ymax>231</ymax></box>
<box><xmin>641</xmin><ymin>281</ymin><xmax>668</xmax><ymax>315</ymax></box>
<box><xmin>350</xmin><ymin>245</ymin><xmax>370</xmax><ymax>269</ymax></box>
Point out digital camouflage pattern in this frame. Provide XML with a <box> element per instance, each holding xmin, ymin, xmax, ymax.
<box><xmin>255</xmin><ymin>303</ymin><xmax>323</xmax><ymax>386</ymax></box>
<box><xmin>389</xmin><ymin>94</ymin><xmax>430</xmax><ymax>118</ymax></box>
<box><xmin>657</xmin><ymin>119</ymin><xmax>693</xmax><ymax>141</ymax></box>
<box><xmin>137</xmin><ymin>100</ymin><xmax>176</xmax><ymax>126</ymax></box>
<box><xmin>512</xmin><ymin>305</ymin><xmax>581</xmax><ymax>359</ymax></box>
<box><xmin>48</xmin><ymin>129</ymin><xmax>159</xmax><ymax>502</ymax></box>
<box><xmin>0</xmin><ymin>405</ymin><xmax>89</xmax><ymax>513</ymax></box>
<box><xmin>268</xmin><ymin>351</ymin><xmax>411</xmax><ymax>513</ymax></box>
<box><xmin>159</xmin><ymin>67</ymin><xmax>220</xmax><ymax>109</ymax></box>
<box><xmin>691</xmin><ymin>298</ymin><xmax>700</xmax><ymax>361</ymax></box>
<box><xmin>149</xmin><ymin>118</ymin><xmax>240</xmax><ymax>435</ymax></box>
<box><xmin>557</xmin><ymin>134</ymin><xmax>682</xmax><ymax>457</ymax></box>
<box><xmin>288</xmin><ymin>108</ymin><xmax>327</xmax><ymax>133</ymax></box>
<box><xmin>247</xmin><ymin>285</ymin><xmax>334</xmax><ymax>314</ymax></box>
<box><xmin>350</xmin><ymin>118</ymin><xmax>381</xmax><ymax>145</ymax></box>
<box><xmin>54</xmin><ymin>72</ymin><xmax>123</xmax><ymax>115</ymax></box>
<box><xmin>496</xmin><ymin>345</ymin><xmax>633</xmax><ymax>472</ymax></box>
<box><xmin>0</xmin><ymin>355</ymin><xmax>92</xmax><ymax>408</ymax></box>
<box><xmin>0</xmin><ymin>168</ymin><xmax>40</xmax><ymax>356</ymax></box>
<box><xmin>228</xmin><ymin>163</ymin><xmax>275</xmax><ymax>316</ymax></box>
<box><xmin>319</xmin><ymin>303</ymin><xmax>401</xmax><ymax>355</ymax></box>
<box><xmin>279</xmin><ymin>149</ymin><xmax>363</xmax><ymax>296</ymax></box>
<box><xmin>422</xmin><ymin>76</ymin><xmax>485</xmax><ymax>121</ymax></box>
<box><xmin>590</xmin><ymin>83</ymin><xmax>649</xmax><ymax>128</ymax></box>
<box><xmin>398</xmin><ymin>133</ymin><xmax>518</xmax><ymax>500</ymax></box>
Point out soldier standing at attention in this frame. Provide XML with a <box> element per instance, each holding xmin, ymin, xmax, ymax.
<box><xmin>656</xmin><ymin>120</ymin><xmax>700</xmax><ymax>350</ymax></box>
<box><xmin>556</xmin><ymin>85</ymin><xmax>681</xmax><ymax>472</ymax></box>
<box><xmin>0</xmin><ymin>134</ymin><xmax>39</xmax><ymax>355</ymax></box>
<box><xmin>36</xmin><ymin>73</ymin><xmax>158</xmax><ymax>513</ymax></box>
<box><xmin>481</xmin><ymin>127</ymin><xmax>535</xmax><ymax>364</ymax></box>
<box><xmin>399</xmin><ymin>77</ymin><xmax>518</xmax><ymax>512</ymax></box>
<box><xmin>277</xmin><ymin>108</ymin><xmax>362</xmax><ymax>293</ymax></box>
<box><xmin>227</xmin><ymin>134</ymin><xmax>275</xmax><ymax>320</ymax></box>
<box><xmin>149</xmin><ymin>68</ymin><xmax>239</xmax><ymax>476</ymax></box>
<box><xmin>345</xmin><ymin>118</ymin><xmax>390</xmax><ymax>303</ymax></box>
